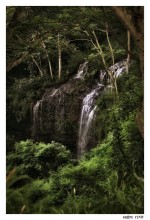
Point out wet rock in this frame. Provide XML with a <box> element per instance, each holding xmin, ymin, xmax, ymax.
<box><xmin>32</xmin><ymin>60</ymin><xmax>127</xmax><ymax>156</ymax></box>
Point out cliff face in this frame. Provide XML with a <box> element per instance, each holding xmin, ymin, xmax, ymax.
<box><xmin>32</xmin><ymin>62</ymin><xmax>91</xmax><ymax>154</ymax></box>
<box><xmin>32</xmin><ymin>61</ymin><xmax>127</xmax><ymax>155</ymax></box>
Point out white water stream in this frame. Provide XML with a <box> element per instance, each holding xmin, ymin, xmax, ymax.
<box><xmin>77</xmin><ymin>84</ymin><xmax>103</xmax><ymax>158</ymax></box>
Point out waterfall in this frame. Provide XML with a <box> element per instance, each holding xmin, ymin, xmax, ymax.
<box><xmin>99</xmin><ymin>60</ymin><xmax>127</xmax><ymax>83</ymax></box>
<box><xmin>109</xmin><ymin>61</ymin><xmax>127</xmax><ymax>77</ymax></box>
<box><xmin>32</xmin><ymin>88</ymin><xmax>64</xmax><ymax>139</ymax></box>
<box><xmin>32</xmin><ymin>59</ymin><xmax>127</xmax><ymax>156</ymax></box>
<box><xmin>77</xmin><ymin>61</ymin><xmax>127</xmax><ymax>158</ymax></box>
<box><xmin>77</xmin><ymin>84</ymin><xmax>104</xmax><ymax>158</ymax></box>
<box><xmin>32</xmin><ymin>100</ymin><xmax>43</xmax><ymax>136</ymax></box>
<box><xmin>74</xmin><ymin>61</ymin><xmax>88</xmax><ymax>79</ymax></box>
<box><xmin>33</xmin><ymin>100</ymin><xmax>42</xmax><ymax>123</ymax></box>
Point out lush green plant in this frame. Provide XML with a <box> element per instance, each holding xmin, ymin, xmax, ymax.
<box><xmin>6</xmin><ymin>168</ymin><xmax>32</xmax><ymax>214</ymax></box>
<box><xmin>6</xmin><ymin>132</ymin><xmax>144</xmax><ymax>214</ymax></box>
<box><xmin>7</xmin><ymin>140</ymin><xmax>71</xmax><ymax>179</ymax></box>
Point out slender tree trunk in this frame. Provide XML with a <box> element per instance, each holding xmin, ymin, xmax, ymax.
<box><xmin>58</xmin><ymin>33</ymin><xmax>62</xmax><ymax>79</ymax></box>
<box><xmin>92</xmin><ymin>30</ymin><xmax>117</xmax><ymax>94</ymax></box>
<box><xmin>40</xmin><ymin>39</ymin><xmax>53</xmax><ymax>79</ymax></box>
<box><xmin>85</xmin><ymin>30</ymin><xmax>114</xmax><ymax>90</ymax></box>
<box><xmin>92</xmin><ymin>30</ymin><xmax>107</xmax><ymax>68</ymax></box>
<box><xmin>46</xmin><ymin>52</ymin><xmax>53</xmax><ymax>79</ymax></box>
<box><xmin>136</xmin><ymin>100</ymin><xmax>144</xmax><ymax>139</ymax></box>
<box><xmin>126</xmin><ymin>30</ymin><xmax>131</xmax><ymax>74</ymax></box>
<box><xmin>32</xmin><ymin>56</ymin><xmax>44</xmax><ymax>77</ymax></box>
<box><xmin>105</xmin><ymin>25</ymin><xmax>118</xmax><ymax>94</ymax></box>
<box><xmin>85</xmin><ymin>30</ymin><xmax>108</xmax><ymax>70</ymax></box>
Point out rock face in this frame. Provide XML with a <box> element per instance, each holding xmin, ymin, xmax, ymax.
<box><xmin>32</xmin><ymin>60</ymin><xmax>127</xmax><ymax>156</ymax></box>
<box><xmin>32</xmin><ymin>62</ymin><xmax>91</xmax><ymax>154</ymax></box>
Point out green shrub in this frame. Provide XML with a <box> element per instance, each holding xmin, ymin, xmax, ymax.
<box><xmin>7</xmin><ymin>140</ymin><xmax>71</xmax><ymax>179</ymax></box>
<box><xmin>6</xmin><ymin>133</ymin><xmax>144</xmax><ymax>214</ymax></box>
<box><xmin>6</xmin><ymin>168</ymin><xmax>32</xmax><ymax>214</ymax></box>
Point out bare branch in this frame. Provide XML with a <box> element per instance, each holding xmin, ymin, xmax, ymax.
<box><xmin>7</xmin><ymin>52</ymin><xmax>29</xmax><ymax>72</ymax></box>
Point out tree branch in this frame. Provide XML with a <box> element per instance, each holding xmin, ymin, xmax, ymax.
<box><xmin>7</xmin><ymin>52</ymin><xmax>29</xmax><ymax>72</ymax></box>
<box><xmin>111</xmin><ymin>7</ymin><xmax>143</xmax><ymax>43</ymax></box>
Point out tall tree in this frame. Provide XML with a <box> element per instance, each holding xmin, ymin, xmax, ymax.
<box><xmin>58</xmin><ymin>33</ymin><xmax>62</xmax><ymax>79</ymax></box>
<box><xmin>112</xmin><ymin>6</ymin><xmax>144</xmax><ymax>138</ymax></box>
<box><xmin>112</xmin><ymin>6</ymin><xmax>144</xmax><ymax>77</ymax></box>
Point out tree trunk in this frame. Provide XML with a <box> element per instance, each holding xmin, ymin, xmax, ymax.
<box><xmin>32</xmin><ymin>56</ymin><xmax>44</xmax><ymax>77</ymax></box>
<box><xmin>105</xmin><ymin>26</ymin><xmax>118</xmax><ymax>94</ymax></box>
<box><xmin>46</xmin><ymin>52</ymin><xmax>53</xmax><ymax>79</ymax></box>
<box><xmin>126</xmin><ymin>30</ymin><xmax>131</xmax><ymax>74</ymax></box>
<box><xmin>40</xmin><ymin>39</ymin><xmax>53</xmax><ymax>79</ymax></box>
<box><xmin>112</xmin><ymin>6</ymin><xmax>144</xmax><ymax>77</ymax></box>
<box><xmin>7</xmin><ymin>52</ymin><xmax>29</xmax><ymax>72</ymax></box>
<box><xmin>58</xmin><ymin>33</ymin><xmax>62</xmax><ymax>79</ymax></box>
<box><xmin>136</xmin><ymin>101</ymin><xmax>144</xmax><ymax>139</ymax></box>
<box><xmin>112</xmin><ymin>6</ymin><xmax>144</xmax><ymax>138</ymax></box>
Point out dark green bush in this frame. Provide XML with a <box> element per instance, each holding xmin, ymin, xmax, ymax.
<box><xmin>7</xmin><ymin>140</ymin><xmax>71</xmax><ymax>179</ymax></box>
<box><xmin>6</xmin><ymin>133</ymin><xmax>144</xmax><ymax>214</ymax></box>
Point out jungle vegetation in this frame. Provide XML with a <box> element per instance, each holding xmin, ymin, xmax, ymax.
<box><xmin>6</xmin><ymin>6</ymin><xmax>144</xmax><ymax>214</ymax></box>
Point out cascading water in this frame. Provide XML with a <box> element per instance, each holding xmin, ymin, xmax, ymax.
<box><xmin>74</xmin><ymin>61</ymin><xmax>88</xmax><ymax>79</ymax></box>
<box><xmin>32</xmin><ymin>88</ymin><xmax>60</xmax><ymax>138</ymax></box>
<box><xmin>109</xmin><ymin>61</ymin><xmax>127</xmax><ymax>77</ymax></box>
<box><xmin>77</xmin><ymin>84</ymin><xmax>104</xmax><ymax>158</ymax></box>
<box><xmin>32</xmin><ymin>59</ymin><xmax>127</xmax><ymax>157</ymax></box>
<box><xmin>77</xmin><ymin>60</ymin><xmax>127</xmax><ymax>158</ymax></box>
<box><xmin>32</xmin><ymin>100</ymin><xmax>43</xmax><ymax>136</ymax></box>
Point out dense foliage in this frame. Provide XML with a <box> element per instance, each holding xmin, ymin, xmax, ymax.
<box><xmin>7</xmin><ymin>69</ymin><xmax>144</xmax><ymax>214</ymax></box>
<box><xmin>6</xmin><ymin>6</ymin><xmax>144</xmax><ymax>214</ymax></box>
<box><xmin>7</xmin><ymin>135</ymin><xmax>143</xmax><ymax>213</ymax></box>
<box><xmin>7</xmin><ymin>140</ymin><xmax>71</xmax><ymax>179</ymax></box>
